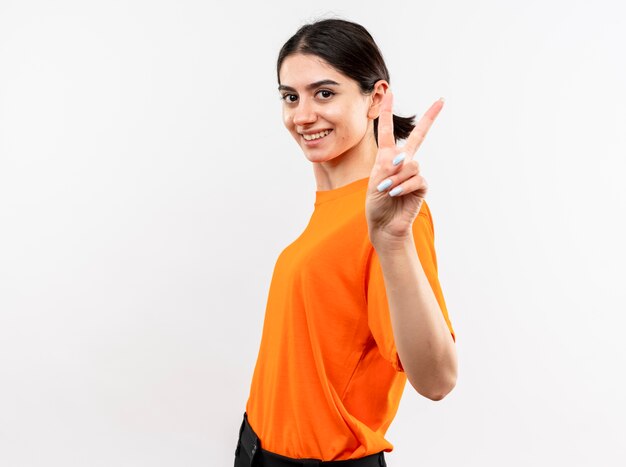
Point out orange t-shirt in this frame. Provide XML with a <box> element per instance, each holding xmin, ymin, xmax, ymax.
<box><xmin>245</xmin><ymin>176</ymin><xmax>455</xmax><ymax>461</ymax></box>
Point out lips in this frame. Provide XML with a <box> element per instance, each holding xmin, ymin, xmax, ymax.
<box><xmin>301</xmin><ymin>129</ymin><xmax>333</xmax><ymax>143</ymax></box>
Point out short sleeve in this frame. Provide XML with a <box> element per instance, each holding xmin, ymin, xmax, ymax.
<box><xmin>365</xmin><ymin>203</ymin><xmax>456</xmax><ymax>373</ymax></box>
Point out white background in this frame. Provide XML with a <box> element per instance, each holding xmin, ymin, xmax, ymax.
<box><xmin>1</xmin><ymin>1</ymin><xmax>625</xmax><ymax>466</ymax></box>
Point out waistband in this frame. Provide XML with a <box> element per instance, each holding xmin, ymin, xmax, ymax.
<box><xmin>236</xmin><ymin>412</ymin><xmax>387</xmax><ymax>467</ymax></box>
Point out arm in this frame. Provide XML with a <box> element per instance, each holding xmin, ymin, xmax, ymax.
<box><xmin>365</xmin><ymin>88</ymin><xmax>456</xmax><ymax>399</ymax></box>
<box><xmin>372</xmin><ymin>230</ymin><xmax>457</xmax><ymax>400</ymax></box>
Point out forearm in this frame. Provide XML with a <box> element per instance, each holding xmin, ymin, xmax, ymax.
<box><xmin>372</xmin><ymin>233</ymin><xmax>457</xmax><ymax>400</ymax></box>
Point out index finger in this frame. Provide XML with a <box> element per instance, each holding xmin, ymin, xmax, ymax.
<box><xmin>377</xmin><ymin>90</ymin><xmax>395</xmax><ymax>149</ymax></box>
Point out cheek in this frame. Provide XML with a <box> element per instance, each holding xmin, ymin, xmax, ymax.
<box><xmin>282</xmin><ymin>109</ymin><xmax>293</xmax><ymax>130</ymax></box>
<box><xmin>343</xmin><ymin>104</ymin><xmax>370</xmax><ymax>138</ymax></box>
<box><xmin>322</xmin><ymin>106</ymin><xmax>342</xmax><ymax>124</ymax></box>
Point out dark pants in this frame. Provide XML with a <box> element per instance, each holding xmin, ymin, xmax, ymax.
<box><xmin>234</xmin><ymin>412</ymin><xmax>387</xmax><ymax>467</ymax></box>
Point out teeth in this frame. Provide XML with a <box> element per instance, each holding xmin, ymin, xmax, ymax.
<box><xmin>302</xmin><ymin>129</ymin><xmax>331</xmax><ymax>141</ymax></box>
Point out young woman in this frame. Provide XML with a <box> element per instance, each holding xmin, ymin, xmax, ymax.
<box><xmin>234</xmin><ymin>18</ymin><xmax>457</xmax><ymax>467</ymax></box>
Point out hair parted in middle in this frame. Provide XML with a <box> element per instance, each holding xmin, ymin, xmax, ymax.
<box><xmin>276</xmin><ymin>18</ymin><xmax>416</xmax><ymax>145</ymax></box>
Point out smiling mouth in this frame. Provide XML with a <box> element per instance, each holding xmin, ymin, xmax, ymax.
<box><xmin>301</xmin><ymin>129</ymin><xmax>332</xmax><ymax>141</ymax></box>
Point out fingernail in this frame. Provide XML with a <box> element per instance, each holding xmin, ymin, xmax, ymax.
<box><xmin>389</xmin><ymin>186</ymin><xmax>403</xmax><ymax>197</ymax></box>
<box><xmin>439</xmin><ymin>97</ymin><xmax>445</xmax><ymax>103</ymax></box>
<box><xmin>377</xmin><ymin>179</ymin><xmax>393</xmax><ymax>192</ymax></box>
<box><xmin>392</xmin><ymin>152</ymin><xmax>406</xmax><ymax>166</ymax></box>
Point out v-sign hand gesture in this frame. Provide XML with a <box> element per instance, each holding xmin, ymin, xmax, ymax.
<box><xmin>366</xmin><ymin>90</ymin><xmax>444</xmax><ymax>245</ymax></box>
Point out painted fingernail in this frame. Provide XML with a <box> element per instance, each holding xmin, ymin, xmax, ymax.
<box><xmin>377</xmin><ymin>179</ymin><xmax>393</xmax><ymax>192</ymax></box>
<box><xmin>389</xmin><ymin>186</ymin><xmax>403</xmax><ymax>197</ymax></box>
<box><xmin>392</xmin><ymin>152</ymin><xmax>406</xmax><ymax>166</ymax></box>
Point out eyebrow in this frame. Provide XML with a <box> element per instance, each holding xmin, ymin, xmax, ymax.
<box><xmin>278</xmin><ymin>79</ymin><xmax>341</xmax><ymax>92</ymax></box>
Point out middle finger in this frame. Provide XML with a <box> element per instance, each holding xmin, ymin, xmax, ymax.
<box><xmin>403</xmin><ymin>98</ymin><xmax>444</xmax><ymax>159</ymax></box>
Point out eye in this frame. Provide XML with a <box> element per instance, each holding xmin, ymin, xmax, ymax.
<box><xmin>281</xmin><ymin>93</ymin><xmax>298</xmax><ymax>103</ymax></box>
<box><xmin>316</xmin><ymin>89</ymin><xmax>334</xmax><ymax>99</ymax></box>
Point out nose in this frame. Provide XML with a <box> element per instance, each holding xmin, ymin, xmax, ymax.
<box><xmin>292</xmin><ymin>98</ymin><xmax>317</xmax><ymax>126</ymax></box>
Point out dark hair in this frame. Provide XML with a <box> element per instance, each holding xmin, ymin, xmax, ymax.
<box><xmin>277</xmin><ymin>18</ymin><xmax>415</xmax><ymax>145</ymax></box>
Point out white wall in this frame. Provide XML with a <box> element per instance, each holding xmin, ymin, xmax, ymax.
<box><xmin>1</xmin><ymin>0</ymin><xmax>624</xmax><ymax>465</ymax></box>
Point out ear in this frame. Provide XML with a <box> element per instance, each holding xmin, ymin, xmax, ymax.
<box><xmin>367</xmin><ymin>80</ymin><xmax>390</xmax><ymax>119</ymax></box>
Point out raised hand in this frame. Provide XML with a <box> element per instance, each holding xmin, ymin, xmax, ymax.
<box><xmin>365</xmin><ymin>90</ymin><xmax>444</xmax><ymax>243</ymax></box>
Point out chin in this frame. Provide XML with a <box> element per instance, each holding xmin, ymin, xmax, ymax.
<box><xmin>311</xmin><ymin>154</ymin><xmax>347</xmax><ymax>165</ymax></box>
